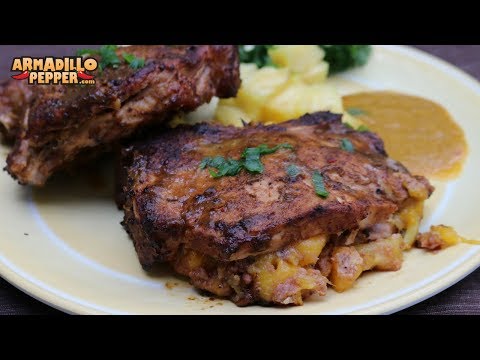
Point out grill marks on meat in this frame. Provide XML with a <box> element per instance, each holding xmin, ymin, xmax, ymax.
<box><xmin>118</xmin><ymin>112</ymin><xmax>434</xmax><ymax>270</ymax></box>
<box><xmin>2</xmin><ymin>45</ymin><xmax>240</xmax><ymax>185</ymax></box>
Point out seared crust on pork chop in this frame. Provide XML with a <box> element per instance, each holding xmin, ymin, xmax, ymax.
<box><xmin>0</xmin><ymin>80</ymin><xmax>33</xmax><ymax>142</ymax></box>
<box><xmin>2</xmin><ymin>45</ymin><xmax>240</xmax><ymax>185</ymax></box>
<box><xmin>118</xmin><ymin>112</ymin><xmax>433</xmax><ymax>269</ymax></box>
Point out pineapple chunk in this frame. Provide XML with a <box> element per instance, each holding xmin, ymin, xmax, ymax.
<box><xmin>355</xmin><ymin>234</ymin><xmax>403</xmax><ymax>271</ymax></box>
<box><xmin>218</xmin><ymin>97</ymin><xmax>237</xmax><ymax>106</ymax></box>
<box><xmin>214</xmin><ymin>105</ymin><xmax>251</xmax><ymax>127</ymax></box>
<box><xmin>168</xmin><ymin>114</ymin><xmax>187</xmax><ymax>128</ymax></box>
<box><xmin>263</xmin><ymin>81</ymin><xmax>343</xmax><ymax>123</ymax></box>
<box><xmin>300</xmin><ymin>61</ymin><xmax>329</xmax><ymax>84</ymax></box>
<box><xmin>330</xmin><ymin>246</ymin><xmax>363</xmax><ymax>292</ymax></box>
<box><xmin>236</xmin><ymin>67</ymin><xmax>290</xmax><ymax>120</ymax></box>
<box><xmin>430</xmin><ymin>225</ymin><xmax>463</xmax><ymax>247</ymax></box>
<box><xmin>240</xmin><ymin>63</ymin><xmax>258</xmax><ymax>82</ymax></box>
<box><xmin>184</xmin><ymin>97</ymin><xmax>218</xmax><ymax>123</ymax></box>
<box><xmin>247</xmin><ymin>235</ymin><xmax>327</xmax><ymax>304</ymax></box>
<box><xmin>399</xmin><ymin>200</ymin><xmax>424</xmax><ymax>249</ymax></box>
<box><xmin>217</xmin><ymin>64</ymin><xmax>261</xmax><ymax>109</ymax></box>
<box><xmin>269</xmin><ymin>45</ymin><xmax>325</xmax><ymax>73</ymax></box>
<box><xmin>342</xmin><ymin>112</ymin><xmax>365</xmax><ymax>129</ymax></box>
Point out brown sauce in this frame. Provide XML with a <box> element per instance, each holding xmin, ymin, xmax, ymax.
<box><xmin>343</xmin><ymin>91</ymin><xmax>467</xmax><ymax>179</ymax></box>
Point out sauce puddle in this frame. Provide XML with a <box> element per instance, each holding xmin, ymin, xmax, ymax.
<box><xmin>343</xmin><ymin>91</ymin><xmax>468</xmax><ymax>179</ymax></box>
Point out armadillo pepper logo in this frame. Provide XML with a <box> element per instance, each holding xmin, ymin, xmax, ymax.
<box><xmin>10</xmin><ymin>57</ymin><xmax>98</xmax><ymax>85</ymax></box>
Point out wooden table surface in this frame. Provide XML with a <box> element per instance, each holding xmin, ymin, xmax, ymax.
<box><xmin>0</xmin><ymin>45</ymin><xmax>479</xmax><ymax>315</ymax></box>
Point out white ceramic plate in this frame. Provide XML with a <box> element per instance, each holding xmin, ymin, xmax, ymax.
<box><xmin>1</xmin><ymin>45</ymin><xmax>479</xmax><ymax>314</ymax></box>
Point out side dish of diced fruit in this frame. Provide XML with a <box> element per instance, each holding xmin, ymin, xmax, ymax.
<box><xmin>170</xmin><ymin>45</ymin><xmax>371</xmax><ymax>129</ymax></box>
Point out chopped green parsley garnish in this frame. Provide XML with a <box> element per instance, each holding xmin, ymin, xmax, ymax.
<box><xmin>344</xmin><ymin>122</ymin><xmax>370</xmax><ymax>132</ymax></box>
<box><xmin>346</xmin><ymin>107</ymin><xmax>367</xmax><ymax>116</ymax></box>
<box><xmin>319</xmin><ymin>45</ymin><xmax>372</xmax><ymax>74</ymax></box>
<box><xmin>122</xmin><ymin>53</ymin><xmax>145</xmax><ymax>70</ymax></box>
<box><xmin>241</xmin><ymin>143</ymin><xmax>293</xmax><ymax>173</ymax></box>
<box><xmin>286</xmin><ymin>164</ymin><xmax>301</xmax><ymax>178</ymax></box>
<box><xmin>77</xmin><ymin>45</ymin><xmax>145</xmax><ymax>71</ymax></box>
<box><xmin>200</xmin><ymin>143</ymin><xmax>293</xmax><ymax>178</ymax></box>
<box><xmin>312</xmin><ymin>170</ymin><xmax>329</xmax><ymax>198</ymax></box>
<box><xmin>341</xmin><ymin>138</ymin><xmax>355</xmax><ymax>152</ymax></box>
<box><xmin>356</xmin><ymin>124</ymin><xmax>370</xmax><ymax>132</ymax></box>
<box><xmin>206</xmin><ymin>157</ymin><xmax>244</xmax><ymax>178</ymax></box>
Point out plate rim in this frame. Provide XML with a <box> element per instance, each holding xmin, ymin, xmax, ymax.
<box><xmin>1</xmin><ymin>45</ymin><xmax>479</xmax><ymax>315</ymax></box>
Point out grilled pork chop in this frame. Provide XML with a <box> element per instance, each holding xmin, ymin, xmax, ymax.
<box><xmin>118</xmin><ymin>112</ymin><xmax>433</xmax><ymax>305</ymax></box>
<box><xmin>1</xmin><ymin>45</ymin><xmax>240</xmax><ymax>186</ymax></box>
<box><xmin>0</xmin><ymin>80</ymin><xmax>32</xmax><ymax>142</ymax></box>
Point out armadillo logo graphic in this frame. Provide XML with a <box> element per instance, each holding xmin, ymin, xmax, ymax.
<box><xmin>10</xmin><ymin>56</ymin><xmax>98</xmax><ymax>85</ymax></box>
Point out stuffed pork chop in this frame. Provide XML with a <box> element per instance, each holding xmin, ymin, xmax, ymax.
<box><xmin>1</xmin><ymin>45</ymin><xmax>240</xmax><ymax>186</ymax></box>
<box><xmin>117</xmin><ymin>111</ymin><xmax>434</xmax><ymax>306</ymax></box>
